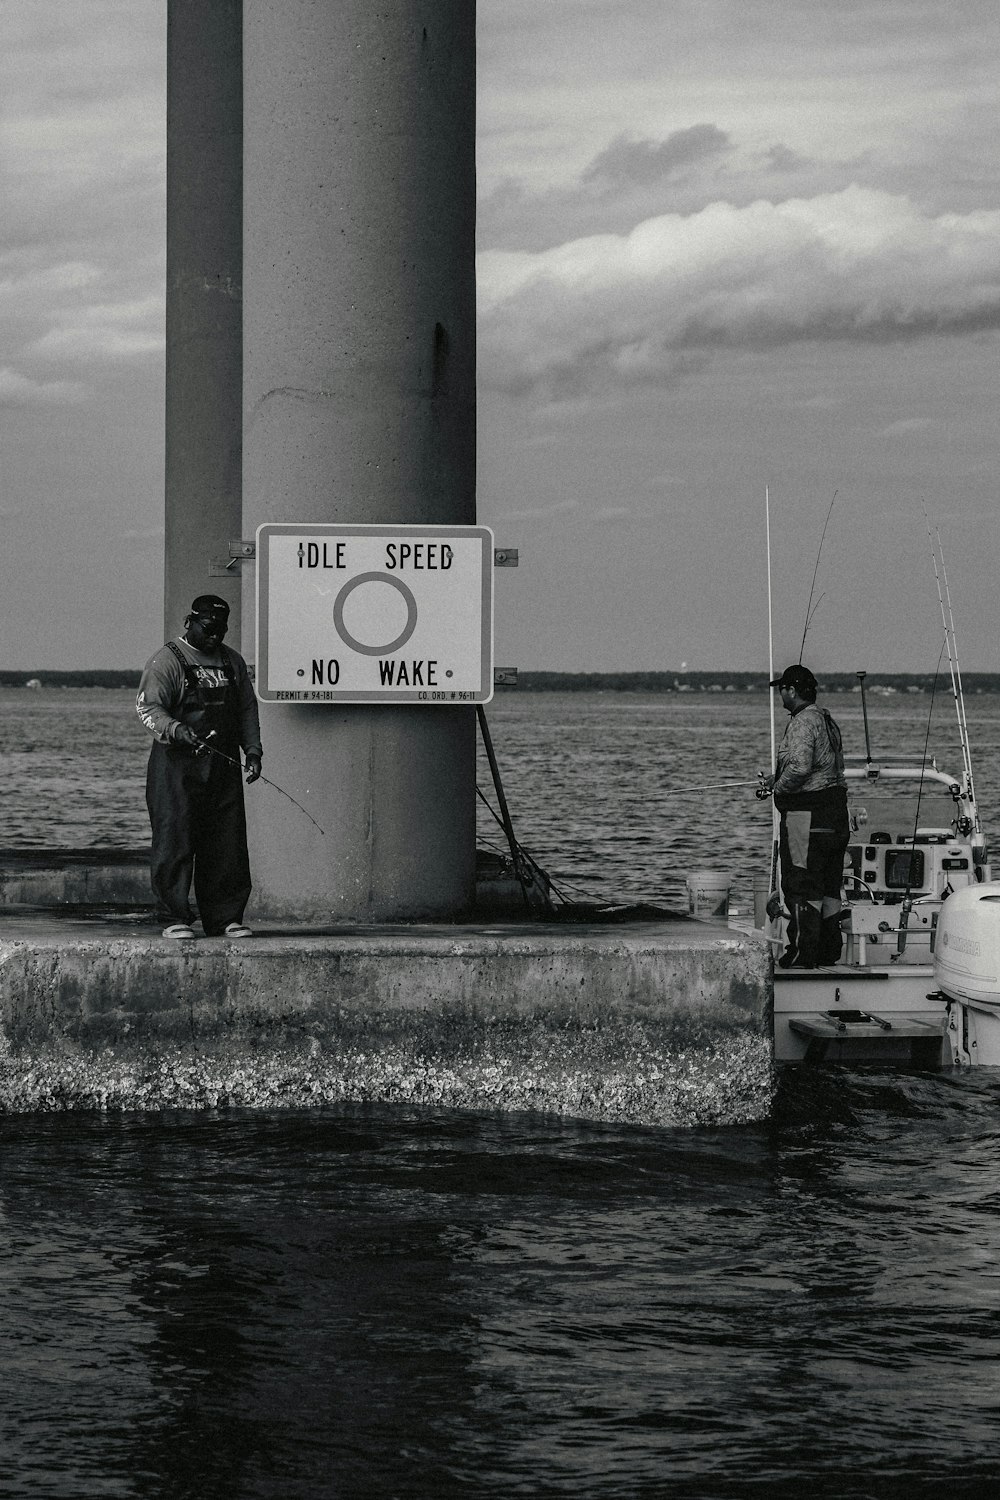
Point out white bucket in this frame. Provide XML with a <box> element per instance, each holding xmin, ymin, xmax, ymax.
<box><xmin>686</xmin><ymin>870</ymin><xmax>732</xmax><ymax>920</ymax></box>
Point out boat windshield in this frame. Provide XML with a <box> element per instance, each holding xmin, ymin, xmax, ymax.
<box><xmin>848</xmin><ymin>792</ymin><xmax>959</xmax><ymax>843</ymax></box>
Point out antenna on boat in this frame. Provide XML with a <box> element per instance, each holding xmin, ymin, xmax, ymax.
<box><xmin>766</xmin><ymin>486</ymin><xmax>776</xmax><ymax>775</ymax></box>
<box><xmin>856</xmin><ymin>670</ymin><xmax>874</xmax><ymax>768</ymax></box>
<box><xmin>926</xmin><ymin>515</ymin><xmax>980</xmax><ymax>833</ymax></box>
<box><xmin>765</xmin><ymin>486</ymin><xmax>780</xmax><ymax>904</ymax></box>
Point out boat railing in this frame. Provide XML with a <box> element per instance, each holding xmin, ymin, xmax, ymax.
<box><xmin>843</xmin><ymin>763</ymin><xmax>961</xmax><ymax>794</ymax></box>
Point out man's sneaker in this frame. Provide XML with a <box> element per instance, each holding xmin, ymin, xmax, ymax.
<box><xmin>223</xmin><ymin>922</ymin><xmax>253</xmax><ymax>938</ymax></box>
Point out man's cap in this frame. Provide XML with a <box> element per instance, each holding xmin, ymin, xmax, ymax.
<box><xmin>189</xmin><ymin>594</ymin><xmax>230</xmax><ymax>620</ymax></box>
<box><xmin>770</xmin><ymin>664</ymin><xmax>817</xmax><ymax>697</ymax></box>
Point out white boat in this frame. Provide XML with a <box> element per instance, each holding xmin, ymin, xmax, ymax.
<box><xmin>769</xmin><ymin>745</ymin><xmax>988</xmax><ymax>1065</ymax></box>
<box><xmin>751</xmin><ymin>497</ymin><xmax>1000</xmax><ymax>1065</ymax></box>
<box><xmin>741</xmin><ymin>501</ymin><xmax>996</xmax><ymax>1066</ymax></box>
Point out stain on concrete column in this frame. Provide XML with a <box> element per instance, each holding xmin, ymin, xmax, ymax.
<box><xmin>242</xmin><ymin>2</ymin><xmax>477</xmax><ymax>921</ymax></box>
<box><xmin>164</xmin><ymin>0</ymin><xmax>243</xmax><ymax>639</ymax></box>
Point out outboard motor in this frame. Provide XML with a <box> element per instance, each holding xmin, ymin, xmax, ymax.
<box><xmin>934</xmin><ymin>881</ymin><xmax>1000</xmax><ymax>1006</ymax></box>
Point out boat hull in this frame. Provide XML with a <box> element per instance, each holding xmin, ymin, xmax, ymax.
<box><xmin>773</xmin><ymin>964</ymin><xmax>951</xmax><ymax>1065</ymax></box>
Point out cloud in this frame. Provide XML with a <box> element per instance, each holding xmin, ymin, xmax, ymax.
<box><xmin>478</xmin><ymin>186</ymin><xmax>1000</xmax><ymax>397</ymax></box>
<box><xmin>0</xmin><ymin>262</ymin><xmax>102</xmax><ymax>299</ymax></box>
<box><xmin>489</xmin><ymin>498</ymin><xmax>581</xmax><ymax>523</ymax></box>
<box><xmin>763</xmin><ymin>144</ymin><xmax>813</xmax><ymax>175</ymax></box>
<box><xmin>120</xmin><ymin>526</ymin><xmax>165</xmax><ymax>541</ymax></box>
<box><xmin>880</xmin><ymin>417</ymin><xmax>941</xmax><ymax>437</ymax></box>
<box><xmin>30</xmin><ymin>296</ymin><xmax>164</xmax><ymax>364</ymax></box>
<box><xmin>0</xmin><ymin>3</ymin><xmax>165</xmax><ymax>404</ymax></box>
<box><xmin>0</xmin><ymin>366</ymin><xmax>86</xmax><ymax>408</ymax></box>
<box><xmin>582</xmin><ymin>126</ymin><xmax>733</xmax><ymax>188</ymax></box>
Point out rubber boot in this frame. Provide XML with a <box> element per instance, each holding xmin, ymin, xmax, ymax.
<box><xmin>793</xmin><ymin>903</ymin><xmax>822</xmax><ymax>969</ymax></box>
<box><xmin>818</xmin><ymin>914</ymin><xmax>844</xmax><ymax>966</ymax></box>
<box><xmin>777</xmin><ymin>905</ymin><xmax>799</xmax><ymax>969</ymax></box>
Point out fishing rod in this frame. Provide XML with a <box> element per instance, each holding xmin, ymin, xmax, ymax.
<box><xmin>925</xmin><ymin>515</ymin><xmax>979</xmax><ymax>827</ymax></box>
<box><xmin>938</xmin><ymin>530</ymin><xmax>978</xmax><ymax>825</ymax></box>
<box><xmin>763</xmin><ymin>485</ymin><xmax>838</xmax><ymax>919</ymax></box>
<box><xmin>799</xmin><ymin>488</ymin><xmax>838</xmax><ymax>662</ymax></box>
<box><xmin>896</xmin><ymin>641</ymin><xmax>948</xmax><ymax>955</ymax></box>
<box><xmin>192</xmin><ymin>732</ymin><xmax>327</xmax><ymax>836</ymax></box>
<box><xmin>672</xmin><ymin>779</ymin><xmax>764</xmax><ymax>795</ymax></box>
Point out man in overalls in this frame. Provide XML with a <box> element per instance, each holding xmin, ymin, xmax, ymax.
<box><xmin>762</xmin><ymin>664</ymin><xmax>850</xmax><ymax>968</ymax></box>
<box><xmin>136</xmin><ymin>595</ymin><xmax>263</xmax><ymax>940</ymax></box>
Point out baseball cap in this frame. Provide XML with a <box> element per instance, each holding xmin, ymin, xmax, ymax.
<box><xmin>769</xmin><ymin>664</ymin><xmax>817</xmax><ymax>698</ymax></box>
<box><xmin>189</xmin><ymin>594</ymin><xmax>231</xmax><ymax>620</ymax></box>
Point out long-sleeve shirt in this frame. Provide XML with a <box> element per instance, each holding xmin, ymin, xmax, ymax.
<box><xmin>136</xmin><ymin>637</ymin><xmax>262</xmax><ymax>756</ymax></box>
<box><xmin>772</xmin><ymin>703</ymin><xmax>845</xmax><ymax>801</ymax></box>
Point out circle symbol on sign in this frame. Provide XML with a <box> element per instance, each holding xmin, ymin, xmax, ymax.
<box><xmin>332</xmin><ymin>572</ymin><xmax>419</xmax><ymax>656</ymax></box>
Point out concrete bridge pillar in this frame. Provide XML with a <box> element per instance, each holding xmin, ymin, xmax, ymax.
<box><xmin>241</xmin><ymin>2</ymin><xmax>478</xmax><ymax>920</ymax></box>
<box><xmin>164</xmin><ymin>0</ymin><xmax>243</xmax><ymax>639</ymax></box>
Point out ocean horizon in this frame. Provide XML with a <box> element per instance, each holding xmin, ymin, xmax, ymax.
<box><xmin>3</xmin><ymin>668</ymin><xmax>1000</xmax><ymax>694</ymax></box>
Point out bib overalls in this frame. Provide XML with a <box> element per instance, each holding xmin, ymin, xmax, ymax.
<box><xmin>145</xmin><ymin>644</ymin><xmax>252</xmax><ymax>935</ymax></box>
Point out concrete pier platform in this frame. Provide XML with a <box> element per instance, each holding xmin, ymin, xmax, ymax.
<box><xmin>0</xmin><ymin>903</ymin><xmax>774</xmax><ymax>1126</ymax></box>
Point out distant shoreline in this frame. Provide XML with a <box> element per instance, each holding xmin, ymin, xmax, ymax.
<box><xmin>4</xmin><ymin>669</ymin><xmax>1000</xmax><ymax>694</ymax></box>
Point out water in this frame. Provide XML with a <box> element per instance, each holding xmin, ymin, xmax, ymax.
<box><xmin>2</xmin><ymin>686</ymin><xmax>1000</xmax><ymax>1496</ymax></box>
<box><xmin>3</xmin><ymin>1091</ymin><xmax>1000</xmax><ymax>1498</ymax></box>
<box><xmin>6</xmin><ymin>683</ymin><xmax>1000</xmax><ymax>912</ymax></box>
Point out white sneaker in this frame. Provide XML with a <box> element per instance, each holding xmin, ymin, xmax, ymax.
<box><xmin>223</xmin><ymin>922</ymin><xmax>253</xmax><ymax>938</ymax></box>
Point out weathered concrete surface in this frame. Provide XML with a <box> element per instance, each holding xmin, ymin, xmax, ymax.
<box><xmin>241</xmin><ymin>3</ymin><xmax>478</xmax><ymax>922</ymax></box>
<box><xmin>0</xmin><ymin>911</ymin><xmax>774</xmax><ymax>1126</ymax></box>
<box><xmin>0</xmin><ymin>850</ymin><xmax>150</xmax><ymax>908</ymax></box>
<box><xmin>0</xmin><ymin>847</ymin><xmax>540</xmax><ymax>914</ymax></box>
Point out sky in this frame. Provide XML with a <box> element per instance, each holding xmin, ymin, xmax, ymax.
<box><xmin>2</xmin><ymin>1</ymin><xmax>999</xmax><ymax>672</ymax></box>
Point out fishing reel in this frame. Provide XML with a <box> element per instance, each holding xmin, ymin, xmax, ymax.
<box><xmin>192</xmin><ymin>729</ymin><xmax>217</xmax><ymax>758</ymax></box>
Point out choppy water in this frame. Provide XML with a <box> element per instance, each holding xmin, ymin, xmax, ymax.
<box><xmin>3</xmin><ymin>1088</ymin><xmax>1000</xmax><ymax>1499</ymax></box>
<box><xmin>5</xmin><ymin>684</ymin><xmax>1000</xmax><ymax>913</ymax></box>
<box><xmin>2</xmin><ymin>687</ymin><xmax>1000</xmax><ymax>1496</ymax></box>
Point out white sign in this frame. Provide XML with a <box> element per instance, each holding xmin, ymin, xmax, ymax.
<box><xmin>255</xmin><ymin>523</ymin><xmax>494</xmax><ymax>704</ymax></box>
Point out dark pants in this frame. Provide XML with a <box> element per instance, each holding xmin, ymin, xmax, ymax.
<box><xmin>146</xmin><ymin>744</ymin><xmax>251</xmax><ymax>934</ymax></box>
<box><xmin>777</xmin><ymin>786</ymin><xmax>850</xmax><ymax>903</ymax></box>
<box><xmin>777</xmin><ymin>785</ymin><xmax>850</xmax><ymax>967</ymax></box>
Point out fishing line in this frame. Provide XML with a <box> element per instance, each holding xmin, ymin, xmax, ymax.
<box><xmin>937</xmin><ymin>528</ymin><xmax>978</xmax><ymax>819</ymax></box>
<box><xmin>798</xmin><ymin>488</ymin><xmax>838</xmax><ymax>662</ymax></box>
<box><xmin>924</xmin><ymin>512</ymin><xmax>979</xmax><ymax>833</ymax></box>
<box><xmin>193</xmin><ymin>734</ymin><xmax>327</xmax><ymax>836</ymax></box>
<box><xmin>897</xmin><ymin>641</ymin><xmax>947</xmax><ymax>951</ymax></box>
<box><xmin>906</xmin><ymin>641</ymin><xmax>947</xmax><ymax>864</ymax></box>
